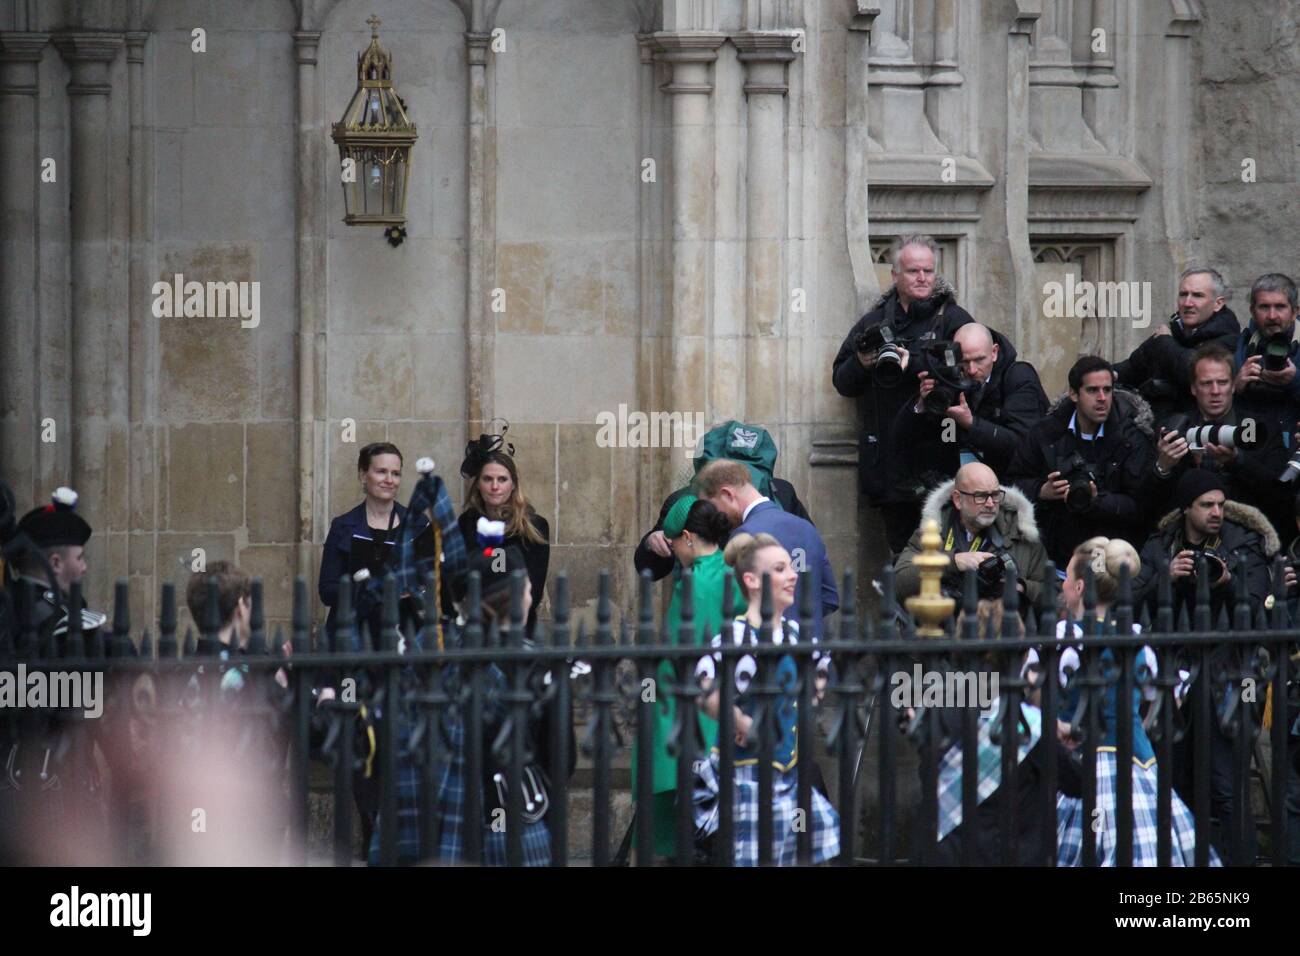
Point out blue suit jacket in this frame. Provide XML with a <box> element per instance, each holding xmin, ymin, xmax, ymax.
<box><xmin>319</xmin><ymin>501</ymin><xmax>428</xmax><ymax>639</ymax></box>
<box><xmin>734</xmin><ymin>500</ymin><xmax>838</xmax><ymax>631</ymax></box>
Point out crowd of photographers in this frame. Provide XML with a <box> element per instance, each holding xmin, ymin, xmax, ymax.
<box><xmin>835</xmin><ymin>234</ymin><xmax>1300</xmax><ymax>619</ymax></box>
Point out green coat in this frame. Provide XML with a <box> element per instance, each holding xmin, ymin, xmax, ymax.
<box><xmin>633</xmin><ymin>548</ymin><xmax>741</xmax><ymax>798</ymax></box>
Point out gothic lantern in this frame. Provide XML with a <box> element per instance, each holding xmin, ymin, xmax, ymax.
<box><xmin>332</xmin><ymin>16</ymin><xmax>417</xmax><ymax>246</ymax></box>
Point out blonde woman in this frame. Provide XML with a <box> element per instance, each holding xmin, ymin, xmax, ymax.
<box><xmin>1051</xmin><ymin>536</ymin><xmax>1218</xmax><ymax>866</ymax></box>
<box><xmin>692</xmin><ymin>532</ymin><xmax>840</xmax><ymax>865</ymax></box>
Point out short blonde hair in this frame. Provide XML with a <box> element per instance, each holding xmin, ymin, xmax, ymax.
<box><xmin>1069</xmin><ymin>537</ymin><xmax>1140</xmax><ymax>605</ymax></box>
<box><xmin>722</xmin><ymin>531</ymin><xmax>783</xmax><ymax>599</ymax></box>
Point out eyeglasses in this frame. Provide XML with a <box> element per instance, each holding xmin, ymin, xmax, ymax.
<box><xmin>956</xmin><ymin>489</ymin><xmax>1004</xmax><ymax>506</ymax></box>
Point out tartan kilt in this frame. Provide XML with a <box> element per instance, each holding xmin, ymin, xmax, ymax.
<box><xmin>369</xmin><ymin>713</ymin><xmax>551</xmax><ymax>866</ymax></box>
<box><xmin>1055</xmin><ymin>751</ymin><xmax>1220</xmax><ymax>867</ymax></box>
<box><xmin>693</xmin><ymin>752</ymin><xmax>840</xmax><ymax>866</ymax></box>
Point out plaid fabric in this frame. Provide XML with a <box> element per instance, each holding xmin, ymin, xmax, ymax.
<box><xmin>1055</xmin><ymin>751</ymin><xmax>1221</xmax><ymax>866</ymax></box>
<box><xmin>368</xmin><ymin>709</ymin><xmax>552</xmax><ymax>866</ymax></box>
<box><xmin>935</xmin><ymin>701</ymin><xmax>1043</xmax><ymax>841</ymax></box>
<box><xmin>355</xmin><ymin>473</ymin><xmax>466</xmax><ymax>641</ymax></box>
<box><xmin>693</xmin><ymin>753</ymin><xmax>840</xmax><ymax>866</ymax></box>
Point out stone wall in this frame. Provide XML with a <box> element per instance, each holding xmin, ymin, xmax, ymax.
<box><xmin>0</xmin><ymin>0</ymin><xmax>1296</xmax><ymax>639</ymax></box>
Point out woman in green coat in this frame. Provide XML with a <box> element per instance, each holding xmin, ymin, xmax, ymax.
<box><xmin>633</xmin><ymin>495</ymin><xmax>741</xmax><ymax>862</ymax></box>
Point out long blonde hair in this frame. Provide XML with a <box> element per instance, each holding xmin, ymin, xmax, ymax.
<box><xmin>1070</xmin><ymin>536</ymin><xmax>1141</xmax><ymax>606</ymax></box>
<box><xmin>466</xmin><ymin>450</ymin><xmax>546</xmax><ymax>546</ymax></box>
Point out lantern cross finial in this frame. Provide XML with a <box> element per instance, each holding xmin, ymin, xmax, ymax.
<box><xmin>367</xmin><ymin>14</ymin><xmax>381</xmax><ymax>37</ymax></box>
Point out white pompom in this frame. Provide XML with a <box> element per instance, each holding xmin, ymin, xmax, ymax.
<box><xmin>416</xmin><ymin>457</ymin><xmax>435</xmax><ymax>475</ymax></box>
<box><xmin>352</xmin><ymin>568</ymin><xmax>371</xmax><ymax>582</ymax></box>
<box><xmin>52</xmin><ymin>486</ymin><xmax>78</xmax><ymax>508</ymax></box>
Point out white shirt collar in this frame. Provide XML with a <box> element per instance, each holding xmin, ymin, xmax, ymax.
<box><xmin>1067</xmin><ymin>411</ymin><xmax>1104</xmax><ymax>440</ymax></box>
<box><xmin>741</xmin><ymin>496</ymin><xmax>770</xmax><ymax>523</ymax></box>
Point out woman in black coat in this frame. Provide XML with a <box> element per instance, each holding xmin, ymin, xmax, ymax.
<box><xmin>457</xmin><ymin>430</ymin><xmax>550</xmax><ymax>636</ymax></box>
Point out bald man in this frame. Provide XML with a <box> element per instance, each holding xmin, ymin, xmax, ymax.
<box><xmin>893</xmin><ymin>461</ymin><xmax>1048</xmax><ymax>606</ymax></box>
<box><xmin>888</xmin><ymin>323</ymin><xmax>1047</xmax><ymax>505</ymax></box>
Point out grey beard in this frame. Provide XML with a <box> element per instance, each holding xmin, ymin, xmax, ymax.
<box><xmin>970</xmin><ymin>511</ymin><xmax>997</xmax><ymax>530</ymax></box>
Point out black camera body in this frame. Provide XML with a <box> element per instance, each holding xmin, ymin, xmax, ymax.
<box><xmin>975</xmin><ymin>552</ymin><xmax>1017</xmax><ymax>599</ymax></box>
<box><xmin>918</xmin><ymin>340</ymin><xmax>974</xmax><ymax>419</ymax></box>
<box><xmin>1183</xmin><ymin>548</ymin><xmax>1228</xmax><ymax>587</ymax></box>
<box><xmin>855</xmin><ymin>322</ymin><xmax>905</xmax><ymax>388</ymax></box>
<box><xmin>1056</xmin><ymin>452</ymin><xmax>1098</xmax><ymax>514</ymax></box>
<box><xmin>1261</xmin><ymin>332</ymin><xmax>1292</xmax><ymax>373</ymax></box>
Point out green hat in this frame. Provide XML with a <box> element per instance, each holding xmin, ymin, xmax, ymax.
<box><xmin>692</xmin><ymin>421</ymin><xmax>777</xmax><ymax>499</ymax></box>
<box><xmin>662</xmin><ymin>493</ymin><xmax>698</xmax><ymax>539</ymax></box>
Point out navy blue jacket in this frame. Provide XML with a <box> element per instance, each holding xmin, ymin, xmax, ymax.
<box><xmin>319</xmin><ymin>502</ymin><xmax>429</xmax><ymax>642</ymax></box>
<box><xmin>733</xmin><ymin>500</ymin><xmax>839</xmax><ymax>632</ymax></box>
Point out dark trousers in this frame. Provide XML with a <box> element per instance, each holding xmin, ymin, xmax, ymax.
<box><xmin>880</xmin><ymin>501</ymin><xmax>921</xmax><ymax>557</ymax></box>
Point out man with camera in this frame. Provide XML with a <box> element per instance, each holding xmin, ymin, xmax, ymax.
<box><xmin>1115</xmin><ymin>267</ymin><xmax>1241</xmax><ymax>420</ymax></box>
<box><xmin>1132</xmin><ymin>470</ymin><xmax>1274</xmax><ymax>865</ymax></box>
<box><xmin>888</xmin><ymin>323</ymin><xmax>1048</xmax><ymax>497</ymax></box>
<box><xmin>1149</xmin><ymin>344</ymin><xmax>1291</xmax><ymax>536</ymax></box>
<box><xmin>1232</xmin><ymin>273</ymin><xmax>1300</xmax><ymax>451</ymax></box>
<box><xmin>894</xmin><ymin>461</ymin><xmax>1048</xmax><ymax>608</ymax></box>
<box><xmin>1008</xmin><ymin>356</ymin><xmax>1156</xmax><ymax>571</ymax></box>
<box><xmin>832</xmin><ymin>234</ymin><xmax>974</xmax><ymax>554</ymax></box>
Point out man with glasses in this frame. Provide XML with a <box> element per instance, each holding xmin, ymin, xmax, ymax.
<box><xmin>894</xmin><ymin>461</ymin><xmax>1048</xmax><ymax>608</ymax></box>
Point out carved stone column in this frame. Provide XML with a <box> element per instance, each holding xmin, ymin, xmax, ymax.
<box><xmin>734</xmin><ymin>32</ymin><xmax>795</xmax><ymax>422</ymax></box>
<box><xmin>53</xmin><ymin>33</ymin><xmax>125</xmax><ymax>560</ymax></box>
<box><xmin>465</xmin><ymin>30</ymin><xmax>493</xmax><ymax>430</ymax></box>
<box><xmin>0</xmin><ymin>32</ymin><xmax>48</xmax><ymax>504</ymax></box>
<box><xmin>1006</xmin><ymin>6</ymin><xmax>1039</xmax><ymax>357</ymax></box>
<box><xmin>293</xmin><ymin>30</ymin><xmax>325</xmax><ymax>580</ymax></box>
<box><xmin>655</xmin><ymin>33</ymin><xmax>725</xmax><ymax>422</ymax></box>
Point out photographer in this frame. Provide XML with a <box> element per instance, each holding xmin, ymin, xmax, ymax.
<box><xmin>832</xmin><ymin>234</ymin><xmax>973</xmax><ymax>554</ymax></box>
<box><xmin>894</xmin><ymin>462</ymin><xmax>1048</xmax><ymax>608</ymax></box>
<box><xmin>888</xmin><ymin>323</ymin><xmax>1047</xmax><ymax>496</ymax></box>
<box><xmin>1232</xmin><ymin>273</ymin><xmax>1300</xmax><ymax>451</ymax></box>
<box><xmin>1132</xmin><ymin>470</ymin><xmax>1273</xmax><ymax>865</ymax></box>
<box><xmin>1149</xmin><ymin>344</ymin><xmax>1290</xmax><ymax>537</ymax></box>
<box><xmin>1133</xmin><ymin>470</ymin><xmax>1274</xmax><ymax>622</ymax></box>
<box><xmin>1115</xmin><ymin>267</ymin><xmax>1240</xmax><ymax>420</ymax></box>
<box><xmin>1007</xmin><ymin>356</ymin><xmax>1156</xmax><ymax>570</ymax></box>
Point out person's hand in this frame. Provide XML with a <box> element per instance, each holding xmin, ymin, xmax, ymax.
<box><xmin>1056</xmin><ymin>719</ymin><xmax>1078</xmax><ymax>750</ymax></box>
<box><xmin>1156</xmin><ymin>429</ymin><xmax>1190</xmax><ymax>472</ymax></box>
<box><xmin>1205</xmin><ymin>442</ymin><xmax>1237</xmax><ymax>466</ymax></box>
<box><xmin>734</xmin><ymin>711</ymin><xmax>754</xmax><ymax>747</ymax></box>
<box><xmin>1169</xmin><ymin>549</ymin><xmax>1196</xmax><ymax>580</ymax></box>
<box><xmin>855</xmin><ymin>348</ymin><xmax>879</xmax><ymax>370</ymax></box>
<box><xmin>947</xmin><ymin>391</ymin><xmax>974</xmax><ymax>430</ymax></box>
<box><xmin>316</xmin><ymin>686</ymin><xmax>337</xmax><ymax>707</ymax></box>
<box><xmin>1153</xmin><ymin>323</ymin><xmax>1172</xmax><ymax>337</ymax></box>
<box><xmin>1235</xmin><ymin>355</ymin><xmax>1263</xmax><ymax>394</ymax></box>
<box><xmin>916</xmin><ymin>371</ymin><xmax>935</xmax><ymax>400</ymax></box>
<box><xmin>647</xmin><ymin>530</ymin><xmax>672</xmax><ymax>558</ymax></box>
<box><xmin>1039</xmin><ymin>471</ymin><xmax>1070</xmax><ymax>501</ymax></box>
<box><xmin>1285</xmin><ymin>564</ymin><xmax>1297</xmax><ymax>592</ymax></box>
<box><xmin>953</xmin><ymin>550</ymin><xmax>995</xmax><ymax>573</ymax></box>
<box><xmin>1261</xmin><ymin>358</ymin><xmax>1297</xmax><ymax>387</ymax></box>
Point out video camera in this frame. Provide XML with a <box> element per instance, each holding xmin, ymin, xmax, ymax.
<box><xmin>854</xmin><ymin>322</ymin><xmax>906</xmax><ymax>388</ymax></box>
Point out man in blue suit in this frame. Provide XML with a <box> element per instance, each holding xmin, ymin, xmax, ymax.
<box><xmin>695</xmin><ymin>459</ymin><xmax>839</xmax><ymax>632</ymax></box>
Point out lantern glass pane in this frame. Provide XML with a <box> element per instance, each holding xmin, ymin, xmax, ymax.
<box><xmin>365</xmin><ymin>158</ymin><xmax>383</xmax><ymax>214</ymax></box>
<box><xmin>386</xmin><ymin>161</ymin><xmax>403</xmax><ymax>215</ymax></box>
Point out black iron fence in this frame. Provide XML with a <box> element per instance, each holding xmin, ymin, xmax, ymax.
<box><xmin>0</xmin><ymin>551</ymin><xmax>1295</xmax><ymax>866</ymax></box>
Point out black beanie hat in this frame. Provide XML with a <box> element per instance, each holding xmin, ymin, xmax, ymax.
<box><xmin>1175</xmin><ymin>469</ymin><xmax>1228</xmax><ymax>510</ymax></box>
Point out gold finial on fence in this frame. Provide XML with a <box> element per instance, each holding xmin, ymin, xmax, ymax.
<box><xmin>904</xmin><ymin>518</ymin><xmax>955</xmax><ymax>638</ymax></box>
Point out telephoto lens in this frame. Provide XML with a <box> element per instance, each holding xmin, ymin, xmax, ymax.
<box><xmin>1185</xmin><ymin>420</ymin><xmax>1263</xmax><ymax>450</ymax></box>
<box><xmin>1263</xmin><ymin>332</ymin><xmax>1291</xmax><ymax>373</ymax></box>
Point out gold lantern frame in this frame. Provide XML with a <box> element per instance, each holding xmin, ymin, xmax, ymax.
<box><xmin>331</xmin><ymin>15</ymin><xmax>418</xmax><ymax>244</ymax></box>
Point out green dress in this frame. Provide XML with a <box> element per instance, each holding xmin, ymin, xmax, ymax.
<box><xmin>632</xmin><ymin>548</ymin><xmax>742</xmax><ymax>860</ymax></box>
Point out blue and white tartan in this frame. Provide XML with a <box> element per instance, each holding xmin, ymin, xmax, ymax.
<box><xmin>369</xmin><ymin>709</ymin><xmax>552</xmax><ymax>866</ymax></box>
<box><xmin>935</xmin><ymin>701</ymin><xmax>1043</xmax><ymax>841</ymax></box>
<box><xmin>1055</xmin><ymin>751</ymin><xmax>1221</xmax><ymax>866</ymax></box>
<box><xmin>692</xmin><ymin>752</ymin><xmax>840</xmax><ymax>866</ymax></box>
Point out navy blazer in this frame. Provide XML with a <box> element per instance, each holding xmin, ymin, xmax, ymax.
<box><xmin>319</xmin><ymin>502</ymin><xmax>429</xmax><ymax>639</ymax></box>
<box><xmin>734</xmin><ymin>500</ymin><xmax>839</xmax><ymax>632</ymax></box>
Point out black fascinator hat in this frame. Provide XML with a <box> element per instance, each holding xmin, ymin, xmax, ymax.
<box><xmin>460</xmin><ymin>418</ymin><xmax>516</xmax><ymax>479</ymax></box>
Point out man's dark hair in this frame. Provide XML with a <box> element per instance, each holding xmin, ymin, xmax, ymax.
<box><xmin>186</xmin><ymin>561</ymin><xmax>252</xmax><ymax>630</ymax></box>
<box><xmin>357</xmin><ymin>441</ymin><xmax>403</xmax><ymax>473</ymax></box>
<box><xmin>1067</xmin><ymin>355</ymin><xmax>1114</xmax><ymax>392</ymax></box>
<box><xmin>1190</xmin><ymin>343</ymin><xmax>1236</xmax><ymax>380</ymax></box>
